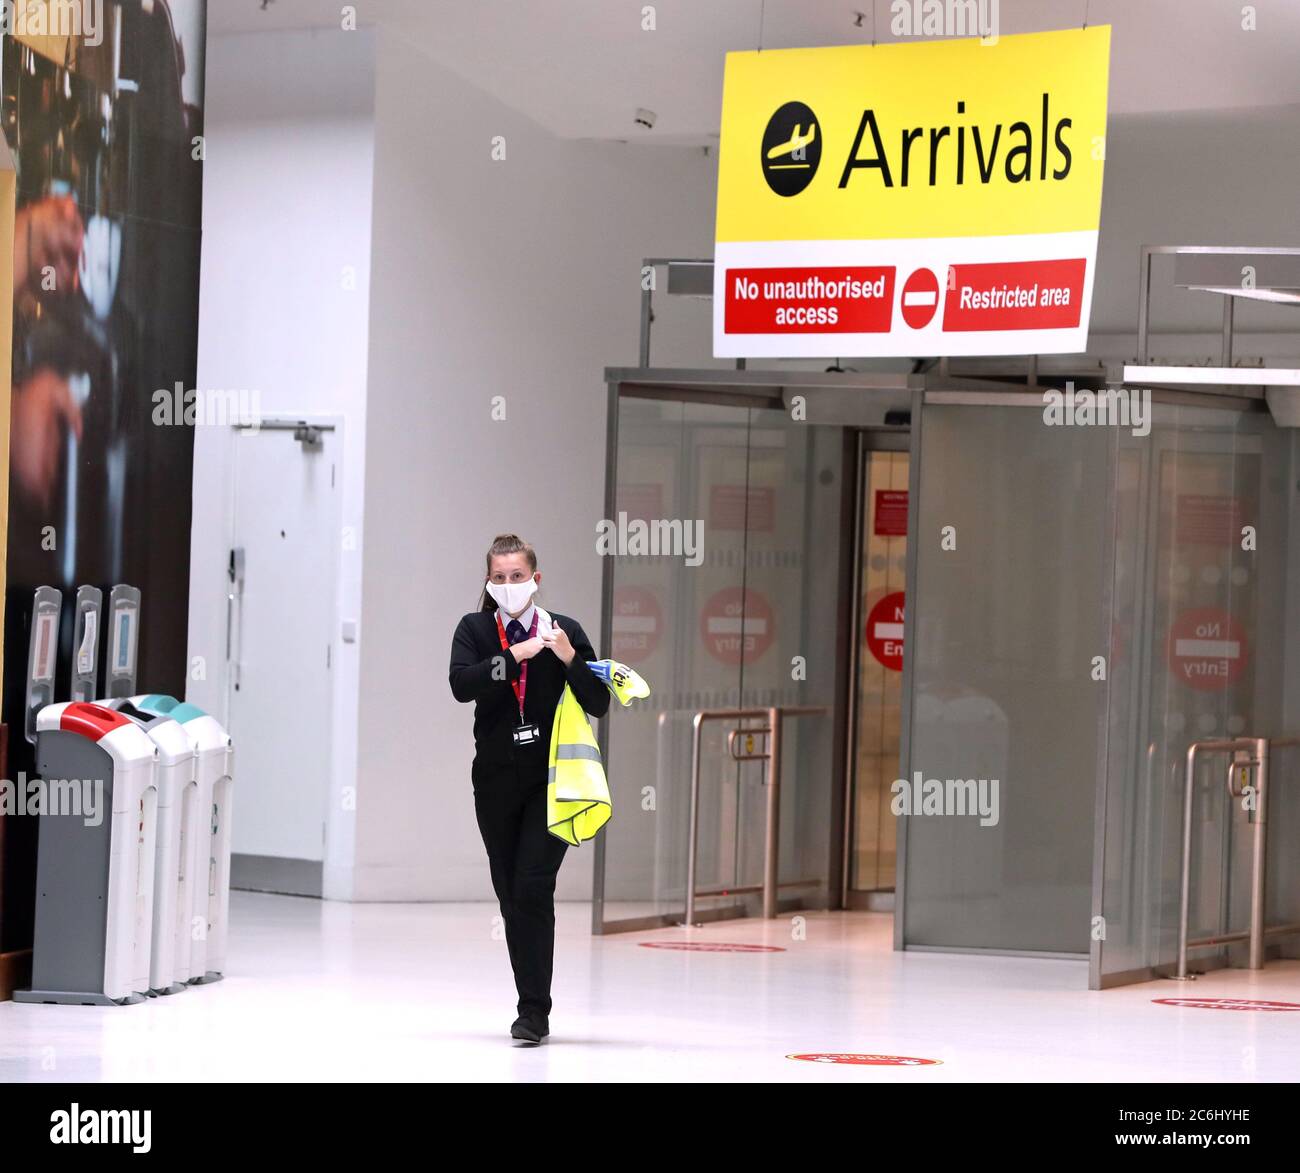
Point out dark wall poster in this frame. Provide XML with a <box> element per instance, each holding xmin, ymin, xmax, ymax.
<box><xmin>0</xmin><ymin>1</ymin><xmax>207</xmax><ymax>967</ymax></box>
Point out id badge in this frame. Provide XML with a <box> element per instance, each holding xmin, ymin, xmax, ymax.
<box><xmin>512</xmin><ymin>723</ymin><xmax>541</xmax><ymax>747</ymax></box>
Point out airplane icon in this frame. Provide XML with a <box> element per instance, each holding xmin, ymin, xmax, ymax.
<box><xmin>766</xmin><ymin>122</ymin><xmax>816</xmax><ymax>167</ymax></box>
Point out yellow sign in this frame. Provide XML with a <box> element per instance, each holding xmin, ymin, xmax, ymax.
<box><xmin>713</xmin><ymin>27</ymin><xmax>1111</xmax><ymax>357</ymax></box>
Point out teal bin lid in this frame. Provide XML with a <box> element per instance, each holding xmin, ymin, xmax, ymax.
<box><xmin>137</xmin><ymin>695</ymin><xmax>209</xmax><ymax>723</ymax></box>
<box><xmin>137</xmin><ymin>694</ymin><xmax>180</xmax><ymax>714</ymax></box>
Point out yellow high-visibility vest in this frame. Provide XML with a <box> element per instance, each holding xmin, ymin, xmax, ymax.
<box><xmin>546</xmin><ymin>685</ymin><xmax>611</xmax><ymax>846</ymax></box>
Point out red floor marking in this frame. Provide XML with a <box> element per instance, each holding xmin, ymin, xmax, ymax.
<box><xmin>1153</xmin><ymin>997</ymin><xmax>1300</xmax><ymax>1011</ymax></box>
<box><xmin>787</xmin><ymin>1053</ymin><xmax>942</xmax><ymax>1066</ymax></box>
<box><xmin>638</xmin><ymin>942</ymin><xmax>786</xmax><ymax>953</ymax></box>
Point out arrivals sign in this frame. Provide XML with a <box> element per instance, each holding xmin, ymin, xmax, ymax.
<box><xmin>713</xmin><ymin>27</ymin><xmax>1111</xmax><ymax>357</ymax></box>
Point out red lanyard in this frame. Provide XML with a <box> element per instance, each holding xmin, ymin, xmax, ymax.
<box><xmin>495</xmin><ymin>609</ymin><xmax>538</xmax><ymax>723</ymax></box>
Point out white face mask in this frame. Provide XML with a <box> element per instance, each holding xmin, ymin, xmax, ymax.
<box><xmin>486</xmin><ymin>577</ymin><xmax>538</xmax><ymax>616</ymax></box>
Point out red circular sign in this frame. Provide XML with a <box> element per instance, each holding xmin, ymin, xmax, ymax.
<box><xmin>866</xmin><ymin>591</ymin><xmax>905</xmax><ymax>672</ymax></box>
<box><xmin>1167</xmin><ymin>607</ymin><xmax>1248</xmax><ymax>692</ymax></box>
<box><xmin>639</xmin><ymin>942</ymin><xmax>786</xmax><ymax>953</ymax></box>
<box><xmin>1153</xmin><ymin>998</ymin><xmax>1300</xmax><ymax>1012</ymax></box>
<box><xmin>901</xmin><ymin>267</ymin><xmax>940</xmax><ymax>329</ymax></box>
<box><xmin>700</xmin><ymin>587</ymin><xmax>773</xmax><ymax>665</ymax></box>
<box><xmin>787</xmin><ymin>1053</ymin><xmax>942</xmax><ymax>1066</ymax></box>
<box><xmin>612</xmin><ymin>586</ymin><xmax>662</xmax><ymax>663</ymax></box>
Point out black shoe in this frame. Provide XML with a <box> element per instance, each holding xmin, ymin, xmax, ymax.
<box><xmin>510</xmin><ymin>1014</ymin><xmax>550</xmax><ymax>1043</ymax></box>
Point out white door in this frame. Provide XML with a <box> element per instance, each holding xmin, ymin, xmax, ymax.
<box><xmin>227</xmin><ymin>422</ymin><xmax>340</xmax><ymax>866</ymax></box>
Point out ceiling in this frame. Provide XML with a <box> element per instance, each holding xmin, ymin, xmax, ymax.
<box><xmin>209</xmin><ymin>0</ymin><xmax>1300</xmax><ymax>142</ymax></box>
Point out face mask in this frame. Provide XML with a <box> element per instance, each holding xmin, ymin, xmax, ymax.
<box><xmin>486</xmin><ymin>577</ymin><xmax>538</xmax><ymax>616</ymax></box>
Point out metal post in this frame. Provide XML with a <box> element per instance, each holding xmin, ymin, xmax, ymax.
<box><xmin>1136</xmin><ymin>247</ymin><xmax>1152</xmax><ymax>365</ymax></box>
<box><xmin>638</xmin><ymin>276</ymin><xmax>653</xmax><ymax>367</ymax></box>
<box><xmin>686</xmin><ymin>711</ymin><xmax>704</xmax><ymax>927</ymax></box>
<box><xmin>591</xmin><ymin>380</ymin><xmax>621</xmax><ymax>933</ymax></box>
<box><xmin>1177</xmin><ymin>741</ymin><xmax>1199</xmax><ymax>979</ymax></box>
<box><xmin>763</xmin><ymin>707</ymin><xmax>781</xmax><ymax>919</ymax></box>
<box><xmin>1221</xmin><ymin>295</ymin><xmax>1235</xmax><ymax>369</ymax></box>
<box><xmin>1249</xmin><ymin>737</ymin><xmax>1268</xmax><ymax>970</ymax></box>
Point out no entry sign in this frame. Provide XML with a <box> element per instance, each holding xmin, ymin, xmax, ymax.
<box><xmin>612</xmin><ymin>586</ymin><xmax>662</xmax><ymax>664</ymax></box>
<box><xmin>866</xmin><ymin>591</ymin><xmax>905</xmax><ymax>672</ymax></box>
<box><xmin>701</xmin><ymin>587</ymin><xmax>774</xmax><ymax>665</ymax></box>
<box><xmin>901</xmin><ymin>268</ymin><xmax>940</xmax><ymax>329</ymax></box>
<box><xmin>1168</xmin><ymin>608</ymin><xmax>1247</xmax><ymax>692</ymax></box>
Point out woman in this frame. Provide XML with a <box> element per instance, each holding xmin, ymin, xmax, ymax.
<box><xmin>448</xmin><ymin>533</ymin><xmax>609</xmax><ymax>1044</ymax></box>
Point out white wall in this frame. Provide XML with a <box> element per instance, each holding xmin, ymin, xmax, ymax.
<box><xmin>189</xmin><ymin>28</ymin><xmax>376</xmax><ymax>898</ymax></box>
<box><xmin>353</xmin><ymin>29</ymin><xmax>715</xmax><ymax>900</ymax></box>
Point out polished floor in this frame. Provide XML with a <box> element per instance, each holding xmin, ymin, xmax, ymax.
<box><xmin>2</xmin><ymin>892</ymin><xmax>1299</xmax><ymax>1082</ymax></box>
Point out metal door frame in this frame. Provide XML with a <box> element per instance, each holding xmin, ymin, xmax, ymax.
<box><xmin>1091</xmin><ymin>404</ymin><xmax>1278</xmax><ymax>988</ymax></box>
<box><xmin>592</xmin><ymin>367</ymin><xmax>963</xmax><ymax>935</ymax></box>
<box><xmin>843</xmin><ymin>427</ymin><xmax>912</xmax><ymax>911</ymax></box>
<box><xmin>592</xmin><ymin>367</ymin><xmax>1272</xmax><ymax>945</ymax></box>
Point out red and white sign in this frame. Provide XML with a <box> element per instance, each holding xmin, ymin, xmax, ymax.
<box><xmin>1175</xmin><ymin>494</ymin><xmax>1244</xmax><ymax>546</ymax></box>
<box><xmin>616</xmin><ymin>483</ymin><xmax>664</xmax><ymax>523</ymax></box>
<box><xmin>942</xmin><ymin>258</ymin><xmax>1086</xmax><ymax>332</ymax></box>
<box><xmin>639</xmin><ymin>942</ymin><xmax>786</xmax><ymax>953</ymax></box>
<box><xmin>612</xmin><ymin>586</ymin><xmax>662</xmax><ymax>664</ymax></box>
<box><xmin>901</xmin><ymin>267</ymin><xmax>939</xmax><ymax>329</ymax></box>
<box><xmin>866</xmin><ymin>591</ymin><xmax>905</xmax><ymax>672</ymax></box>
<box><xmin>1168</xmin><ymin>608</ymin><xmax>1248</xmax><ymax>692</ymax></box>
<box><xmin>701</xmin><ymin>587</ymin><xmax>774</xmax><ymax>665</ymax></box>
<box><xmin>709</xmin><ymin>484</ymin><xmax>775</xmax><ymax>532</ymax></box>
<box><xmin>786</xmin><ymin>1053</ymin><xmax>942</xmax><ymax>1066</ymax></box>
<box><xmin>874</xmin><ymin>490</ymin><xmax>908</xmax><ymax>537</ymax></box>
<box><xmin>714</xmin><ymin>236</ymin><xmax>1100</xmax><ymax>358</ymax></box>
<box><xmin>1153</xmin><ymin>998</ymin><xmax>1300</xmax><ymax>1012</ymax></box>
<box><xmin>723</xmin><ymin>266</ymin><xmax>895</xmax><ymax>335</ymax></box>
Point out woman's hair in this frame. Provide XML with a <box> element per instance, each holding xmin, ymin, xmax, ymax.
<box><xmin>479</xmin><ymin>533</ymin><xmax>538</xmax><ymax>611</ymax></box>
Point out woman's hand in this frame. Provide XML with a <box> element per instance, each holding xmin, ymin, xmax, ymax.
<box><xmin>511</xmin><ymin>636</ymin><xmax>546</xmax><ymax>663</ymax></box>
<box><xmin>542</xmin><ymin>622</ymin><xmax>576</xmax><ymax>666</ymax></box>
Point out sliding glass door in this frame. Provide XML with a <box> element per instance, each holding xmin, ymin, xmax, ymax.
<box><xmin>593</xmin><ymin>384</ymin><xmax>842</xmax><ymax>932</ymax></box>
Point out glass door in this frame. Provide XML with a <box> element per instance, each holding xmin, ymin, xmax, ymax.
<box><xmin>848</xmin><ymin>434</ymin><xmax>910</xmax><ymax>906</ymax></box>
<box><xmin>594</xmin><ymin>384</ymin><xmax>844</xmax><ymax>931</ymax></box>
<box><xmin>1094</xmin><ymin>403</ymin><xmax>1300</xmax><ymax>986</ymax></box>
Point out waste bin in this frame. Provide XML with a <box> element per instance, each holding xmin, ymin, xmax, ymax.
<box><xmin>131</xmin><ymin>695</ymin><xmax>234</xmax><ymax>983</ymax></box>
<box><xmin>14</xmin><ymin>702</ymin><xmax>159</xmax><ymax>1005</ymax></box>
<box><xmin>106</xmin><ymin>699</ymin><xmax>200</xmax><ymax>993</ymax></box>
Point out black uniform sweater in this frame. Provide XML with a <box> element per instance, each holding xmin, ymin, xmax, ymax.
<box><xmin>448</xmin><ymin>609</ymin><xmax>610</xmax><ymax>784</ymax></box>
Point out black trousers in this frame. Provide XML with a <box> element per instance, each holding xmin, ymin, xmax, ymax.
<box><xmin>473</xmin><ymin>776</ymin><xmax>568</xmax><ymax>1018</ymax></box>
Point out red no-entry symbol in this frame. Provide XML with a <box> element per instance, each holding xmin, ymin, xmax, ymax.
<box><xmin>700</xmin><ymin>587</ymin><xmax>774</xmax><ymax>666</ymax></box>
<box><xmin>1168</xmin><ymin>607</ymin><xmax>1247</xmax><ymax>692</ymax></box>
<box><xmin>866</xmin><ymin>591</ymin><xmax>905</xmax><ymax>672</ymax></box>
<box><xmin>901</xmin><ymin>268</ymin><xmax>940</xmax><ymax>329</ymax></box>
